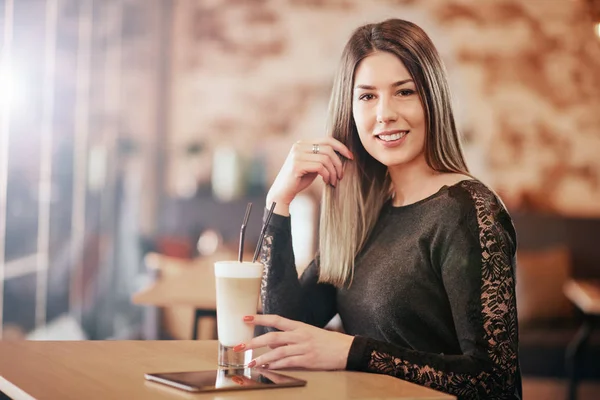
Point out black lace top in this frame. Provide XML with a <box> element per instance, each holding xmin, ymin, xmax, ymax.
<box><xmin>259</xmin><ymin>180</ymin><xmax>522</xmax><ymax>400</ymax></box>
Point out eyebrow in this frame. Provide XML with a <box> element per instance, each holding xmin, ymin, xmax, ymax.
<box><xmin>354</xmin><ymin>79</ymin><xmax>414</xmax><ymax>90</ymax></box>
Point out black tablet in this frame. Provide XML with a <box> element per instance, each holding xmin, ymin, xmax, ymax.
<box><xmin>144</xmin><ymin>368</ymin><xmax>307</xmax><ymax>393</ymax></box>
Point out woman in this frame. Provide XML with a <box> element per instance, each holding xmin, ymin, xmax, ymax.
<box><xmin>234</xmin><ymin>18</ymin><xmax>521</xmax><ymax>399</ymax></box>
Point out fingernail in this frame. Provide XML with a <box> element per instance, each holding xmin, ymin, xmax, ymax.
<box><xmin>233</xmin><ymin>343</ymin><xmax>246</xmax><ymax>352</ymax></box>
<box><xmin>349</xmin><ymin>152</ymin><xmax>354</xmax><ymax>160</ymax></box>
<box><xmin>232</xmin><ymin>376</ymin><xmax>244</xmax><ymax>385</ymax></box>
<box><xmin>243</xmin><ymin>316</ymin><xmax>254</xmax><ymax>322</ymax></box>
<box><xmin>247</xmin><ymin>360</ymin><xmax>256</xmax><ymax>368</ymax></box>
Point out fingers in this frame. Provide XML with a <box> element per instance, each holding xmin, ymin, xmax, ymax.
<box><xmin>315</xmin><ymin>148</ymin><xmax>344</xmax><ymax>180</ymax></box>
<box><xmin>321</xmin><ymin>137</ymin><xmax>354</xmax><ymax>161</ymax></box>
<box><xmin>249</xmin><ymin>344</ymin><xmax>305</xmax><ymax>368</ymax></box>
<box><xmin>291</xmin><ymin>143</ymin><xmax>336</xmax><ymax>186</ymax></box>
<box><xmin>244</xmin><ymin>314</ymin><xmax>301</xmax><ymax>331</ymax></box>
<box><xmin>241</xmin><ymin>331</ymin><xmax>297</xmax><ymax>351</ymax></box>
<box><xmin>292</xmin><ymin>141</ymin><xmax>350</xmax><ymax>186</ymax></box>
<box><xmin>308</xmin><ymin>144</ymin><xmax>344</xmax><ymax>180</ymax></box>
<box><xmin>297</xmin><ymin>155</ymin><xmax>338</xmax><ymax>186</ymax></box>
<box><xmin>293</xmin><ymin>137</ymin><xmax>352</xmax><ymax>160</ymax></box>
<box><xmin>299</xmin><ymin>161</ymin><xmax>331</xmax><ymax>186</ymax></box>
<box><xmin>264</xmin><ymin>355</ymin><xmax>305</xmax><ymax>370</ymax></box>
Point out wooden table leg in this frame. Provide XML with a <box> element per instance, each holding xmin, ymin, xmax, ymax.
<box><xmin>566</xmin><ymin>315</ymin><xmax>595</xmax><ymax>400</ymax></box>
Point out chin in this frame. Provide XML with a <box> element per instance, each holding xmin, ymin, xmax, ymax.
<box><xmin>371</xmin><ymin>151</ymin><xmax>425</xmax><ymax>170</ymax></box>
<box><xmin>370</xmin><ymin>153</ymin><xmax>410</xmax><ymax>168</ymax></box>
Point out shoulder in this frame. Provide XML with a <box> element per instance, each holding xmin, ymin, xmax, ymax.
<box><xmin>449</xmin><ymin>179</ymin><xmax>507</xmax><ymax>216</ymax></box>
<box><xmin>447</xmin><ymin>179</ymin><xmax>516</xmax><ymax>245</ymax></box>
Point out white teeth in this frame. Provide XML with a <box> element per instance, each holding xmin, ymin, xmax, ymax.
<box><xmin>378</xmin><ymin>131</ymin><xmax>407</xmax><ymax>141</ymax></box>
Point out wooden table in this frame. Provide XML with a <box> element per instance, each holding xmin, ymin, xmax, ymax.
<box><xmin>0</xmin><ymin>340</ymin><xmax>454</xmax><ymax>400</ymax></box>
<box><xmin>132</xmin><ymin>253</ymin><xmax>219</xmax><ymax>340</ymax></box>
<box><xmin>563</xmin><ymin>279</ymin><xmax>600</xmax><ymax>400</ymax></box>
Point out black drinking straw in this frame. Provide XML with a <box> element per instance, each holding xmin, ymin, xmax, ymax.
<box><xmin>252</xmin><ymin>202</ymin><xmax>276</xmax><ymax>263</ymax></box>
<box><xmin>238</xmin><ymin>202</ymin><xmax>253</xmax><ymax>262</ymax></box>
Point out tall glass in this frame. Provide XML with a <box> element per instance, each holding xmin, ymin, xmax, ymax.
<box><xmin>214</xmin><ymin>261</ymin><xmax>263</xmax><ymax>368</ymax></box>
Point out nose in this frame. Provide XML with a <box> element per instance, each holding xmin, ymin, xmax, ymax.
<box><xmin>376</xmin><ymin>97</ymin><xmax>398</xmax><ymax>124</ymax></box>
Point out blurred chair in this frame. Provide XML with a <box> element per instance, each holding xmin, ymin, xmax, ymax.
<box><xmin>512</xmin><ymin>212</ymin><xmax>600</xmax><ymax>382</ymax></box>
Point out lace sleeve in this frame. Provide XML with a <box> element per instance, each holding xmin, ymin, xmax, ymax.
<box><xmin>346</xmin><ymin>182</ymin><xmax>521</xmax><ymax>400</ymax></box>
<box><xmin>259</xmin><ymin>210</ymin><xmax>337</xmax><ymax>329</ymax></box>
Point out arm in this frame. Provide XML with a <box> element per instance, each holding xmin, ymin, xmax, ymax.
<box><xmin>259</xmin><ymin>210</ymin><xmax>337</xmax><ymax>329</ymax></box>
<box><xmin>346</xmin><ymin>190</ymin><xmax>521</xmax><ymax>399</ymax></box>
<box><xmin>258</xmin><ymin>137</ymin><xmax>353</xmax><ymax>328</ymax></box>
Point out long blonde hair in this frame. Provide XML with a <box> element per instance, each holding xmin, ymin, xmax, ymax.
<box><xmin>319</xmin><ymin>19</ymin><xmax>470</xmax><ymax>287</ymax></box>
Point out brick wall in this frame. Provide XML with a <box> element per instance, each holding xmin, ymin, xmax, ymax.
<box><xmin>167</xmin><ymin>0</ymin><xmax>600</xmax><ymax>216</ymax></box>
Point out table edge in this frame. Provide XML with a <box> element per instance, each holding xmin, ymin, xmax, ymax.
<box><xmin>0</xmin><ymin>376</ymin><xmax>37</xmax><ymax>400</ymax></box>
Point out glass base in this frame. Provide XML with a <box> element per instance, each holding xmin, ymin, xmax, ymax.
<box><xmin>218</xmin><ymin>343</ymin><xmax>252</xmax><ymax>368</ymax></box>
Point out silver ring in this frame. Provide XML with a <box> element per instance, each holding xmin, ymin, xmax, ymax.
<box><xmin>312</xmin><ymin>144</ymin><xmax>320</xmax><ymax>154</ymax></box>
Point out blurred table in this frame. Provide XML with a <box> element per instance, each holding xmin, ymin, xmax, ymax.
<box><xmin>132</xmin><ymin>251</ymin><xmax>261</xmax><ymax>340</ymax></box>
<box><xmin>0</xmin><ymin>340</ymin><xmax>455</xmax><ymax>400</ymax></box>
<box><xmin>133</xmin><ymin>253</ymin><xmax>220</xmax><ymax>308</ymax></box>
<box><xmin>564</xmin><ymin>279</ymin><xmax>600</xmax><ymax>400</ymax></box>
<box><xmin>132</xmin><ymin>253</ymin><xmax>218</xmax><ymax>340</ymax></box>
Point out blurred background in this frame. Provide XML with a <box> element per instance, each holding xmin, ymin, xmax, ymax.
<box><xmin>0</xmin><ymin>0</ymin><xmax>599</xmax><ymax>397</ymax></box>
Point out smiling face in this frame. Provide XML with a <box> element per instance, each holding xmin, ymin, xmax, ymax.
<box><xmin>352</xmin><ymin>51</ymin><xmax>427</xmax><ymax>170</ymax></box>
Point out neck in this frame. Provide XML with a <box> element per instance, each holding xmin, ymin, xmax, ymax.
<box><xmin>388</xmin><ymin>155</ymin><xmax>439</xmax><ymax>207</ymax></box>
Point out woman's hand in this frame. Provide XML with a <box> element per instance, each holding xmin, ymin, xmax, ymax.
<box><xmin>233</xmin><ymin>314</ymin><xmax>355</xmax><ymax>371</ymax></box>
<box><xmin>266</xmin><ymin>138</ymin><xmax>353</xmax><ymax>213</ymax></box>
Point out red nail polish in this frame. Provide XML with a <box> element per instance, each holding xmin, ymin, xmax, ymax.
<box><xmin>243</xmin><ymin>316</ymin><xmax>254</xmax><ymax>322</ymax></box>
<box><xmin>232</xmin><ymin>376</ymin><xmax>244</xmax><ymax>385</ymax></box>
<box><xmin>233</xmin><ymin>344</ymin><xmax>246</xmax><ymax>352</ymax></box>
<box><xmin>247</xmin><ymin>360</ymin><xmax>256</xmax><ymax>368</ymax></box>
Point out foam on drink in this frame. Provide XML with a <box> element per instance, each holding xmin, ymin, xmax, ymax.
<box><xmin>214</xmin><ymin>262</ymin><xmax>263</xmax><ymax>279</ymax></box>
